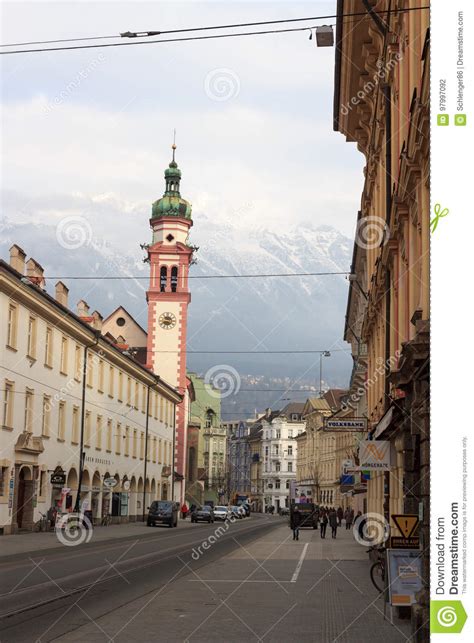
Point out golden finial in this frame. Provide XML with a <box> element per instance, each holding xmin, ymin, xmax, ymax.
<box><xmin>172</xmin><ymin>129</ymin><xmax>177</xmax><ymax>162</ymax></box>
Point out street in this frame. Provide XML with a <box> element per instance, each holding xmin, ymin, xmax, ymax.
<box><xmin>0</xmin><ymin>516</ymin><xmax>410</xmax><ymax>642</ymax></box>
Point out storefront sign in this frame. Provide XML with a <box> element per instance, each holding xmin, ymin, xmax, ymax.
<box><xmin>323</xmin><ymin>418</ymin><xmax>367</xmax><ymax>431</ymax></box>
<box><xmin>103</xmin><ymin>477</ymin><xmax>118</xmax><ymax>488</ymax></box>
<box><xmin>387</xmin><ymin>549</ymin><xmax>422</xmax><ymax>606</ymax></box>
<box><xmin>123</xmin><ymin>480</ymin><xmax>131</xmax><ymax>491</ymax></box>
<box><xmin>359</xmin><ymin>440</ymin><xmax>391</xmax><ymax>470</ymax></box>
<box><xmin>51</xmin><ymin>467</ymin><xmax>66</xmax><ymax>485</ymax></box>
<box><xmin>373</xmin><ymin>407</ymin><xmax>394</xmax><ymax>439</ymax></box>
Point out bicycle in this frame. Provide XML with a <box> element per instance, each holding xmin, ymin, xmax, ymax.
<box><xmin>34</xmin><ymin>511</ymin><xmax>48</xmax><ymax>532</ymax></box>
<box><xmin>368</xmin><ymin>545</ymin><xmax>386</xmax><ymax>593</ymax></box>
<box><xmin>101</xmin><ymin>513</ymin><xmax>112</xmax><ymax>526</ymax></box>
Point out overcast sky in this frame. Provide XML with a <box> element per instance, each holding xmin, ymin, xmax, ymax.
<box><xmin>1</xmin><ymin>0</ymin><xmax>364</xmax><ymax>249</ymax></box>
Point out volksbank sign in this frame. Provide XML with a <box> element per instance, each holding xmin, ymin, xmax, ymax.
<box><xmin>323</xmin><ymin>418</ymin><xmax>367</xmax><ymax>431</ymax></box>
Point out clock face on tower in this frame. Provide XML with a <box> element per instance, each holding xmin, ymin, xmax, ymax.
<box><xmin>159</xmin><ymin>312</ymin><xmax>177</xmax><ymax>330</ymax></box>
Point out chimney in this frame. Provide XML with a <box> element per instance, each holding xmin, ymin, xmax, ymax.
<box><xmin>91</xmin><ymin>310</ymin><xmax>103</xmax><ymax>332</ymax></box>
<box><xmin>77</xmin><ymin>299</ymin><xmax>93</xmax><ymax>322</ymax></box>
<box><xmin>26</xmin><ymin>258</ymin><xmax>46</xmax><ymax>289</ymax></box>
<box><xmin>55</xmin><ymin>281</ymin><xmax>69</xmax><ymax>308</ymax></box>
<box><xmin>9</xmin><ymin>244</ymin><xmax>26</xmax><ymax>274</ymax></box>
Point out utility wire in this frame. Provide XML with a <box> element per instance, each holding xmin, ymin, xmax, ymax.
<box><xmin>41</xmin><ymin>271</ymin><xmax>350</xmax><ymax>280</ymax></box>
<box><xmin>0</xmin><ymin>6</ymin><xmax>430</xmax><ymax>55</ymax></box>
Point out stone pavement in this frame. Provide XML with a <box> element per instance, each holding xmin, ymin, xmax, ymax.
<box><xmin>53</xmin><ymin>522</ymin><xmax>413</xmax><ymax>642</ymax></box>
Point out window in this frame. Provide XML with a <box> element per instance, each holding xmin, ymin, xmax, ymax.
<box><xmin>108</xmin><ymin>366</ymin><xmax>114</xmax><ymax>397</ymax></box>
<box><xmin>106</xmin><ymin>419</ymin><xmax>112</xmax><ymax>452</ymax></box>
<box><xmin>287</xmin><ymin>462</ymin><xmax>292</xmax><ymax>472</ymax></box>
<box><xmin>158</xmin><ymin>439</ymin><xmax>162</xmax><ymax>463</ymax></box>
<box><xmin>27</xmin><ymin>316</ymin><xmax>37</xmax><ymax>359</ymax></box>
<box><xmin>153</xmin><ymin>392</ymin><xmax>158</xmax><ymax>419</ymax></box>
<box><xmin>60</xmin><ymin>336</ymin><xmax>68</xmax><ymax>374</ymax></box>
<box><xmin>7</xmin><ymin>303</ymin><xmax>18</xmax><ymax>349</ymax></box>
<box><xmin>58</xmin><ymin>401</ymin><xmax>66</xmax><ymax>440</ymax></box>
<box><xmin>171</xmin><ymin>266</ymin><xmax>178</xmax><ymax>292</ymax></box>
<box><xmin>115</xmin><ymin>422</ymin><xmax>121</xmax><ymax>455</ymax></box>
<box><xmin>276</xmin><ymin>429</ymin><xmax>281</xmax><ymax>439</ymax></box>
<box><xmin>265</xmin><ymin>446</ymin><xmax>269</xmax><ymax>457</ymax></box>
<box><xmin>287</xmin><ymin>445</ymin><xmax>293</xmax><ymax>456</ymax></box>
<box><xmin>124</xmin><ymin>426</ymin><xmax>130</xmax><ymax>456</ymax></box>
<box><xmin>159</xmin><ymin>395</ymin><xmax>164</xmax><ymax>421</ymax></box>
<box><xmin>3</xmin><ymin>380</ymin><xmax>14</xmax><ymax>428</ymax></box>
<box><xmin>118</xmin><ymin>371</ymin><xmax>123</xmax><ymax>401</ymax></box>
<box><xmin>133</xmin><ymin>429</ymin><xmax>138</xmax><ymax>458</ymax></box>
<box><xmin>160</xmin><ymin>266</ymin><xmax>167</xmax><ymax>292</ymax></box>
<box><xmin>87</xmin><ymin>359</ymin><xmax>93</xmax><ymax>388</ymax></box>
<box><xmin>0</xmin><ymin>466</ymin><xmax>8</xmax><ymax>497</ymax></box>
<box><xmin>288</xmin><ymin>429</ymin><xmax>293</xmax><ymax>438</ymax></box>
<box><xmin>85</xmin><ymin>411</ymin><xmax>91</xmax><ymax>446</ymax></box>
<box><xmin>152</xmin><ymin>437</ymin><xmax>157</xmax><ymax>463</ymax></box>
<box><xmin>74</xmin><ymin>344</ymin><xmax>82</xmax><ymax>381</ymax></box>
<box><xmin>39</xmin><ymin>470</ymin><xmax>46</xmax><ymax>497</ymax></box>
<box><xmin>134</xmin><ymin>381</ymin><xmax>139</xmax><ymax>409</ymax></box>
<box><xmin>275</xmin><ymin>479</ymin><xmax>281</xmax><ymax>490</ymax></box>
<box><xmin>141</xmin><ymin>385</ymin><xmax>147</xmax><ymax>413</ymax></box>
<box><xmin>96</xmin><ymin>415</ymin><xmax>102</xmax><ymax>450</ymax></box>
<box><xmin>276</xmin><ymin>462</ymin><xmax>281</xmax><ymax>472</ymax></box>
<box><xmin>116</xmin><ymin>316</ymin><xmax>126</xmax><ymax>327</ymax></box>
<box><xmin>41</xmin><ymin>395</ymin><xmax>51</xmax><ymax>437</ymax></box>
<box><xmin>286</xmin><ymin>480</ymin><xmax>290</xmax><ymax>489</ymax></box>
<box><xmin>140</xmin><ymin>432</ymin><xmax>145</xmax><ymax>459</ymax></box>
<box><xmin>44</xmin><ymin>327</ymin><xmax>53</xmax><ymax>367</ymax></box>
<box><xmin>24</xmin><ymin>388</ymin><xmax>34</xmax><ymax>432</ymax></box>
<box><xmin>127</xmin><ymin>377</ymin><xmax>132</xmax><ymax>406</ymax></box>
<box><xmin>98</xmin><ymin>360</ymin><xmax>104</xmax><ymax>392</ymax></box>
<box><xmin>72</xmin><ymin>406</ymin><xmax>79</xmax><ymax>443</ymax></box>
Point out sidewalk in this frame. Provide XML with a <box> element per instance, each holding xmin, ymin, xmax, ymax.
<box><xmin>0</xmin><ymin>518</ymin><xmax>195</xmax><ymax>560</ymax></box>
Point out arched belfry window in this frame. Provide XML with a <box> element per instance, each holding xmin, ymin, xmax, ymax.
<box><xmin>160</xmin><ymin>266</ymin><xmax>167</xmax><ymax>292</ymax></box>
<box><xmin>171</xmin><ymin>266</ymin><xmax>178</xmax><ymax>292</ymax></box>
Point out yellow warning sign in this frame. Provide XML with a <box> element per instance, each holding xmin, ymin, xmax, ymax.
<box><xmin>391</xmin><ymin>514</ymin><xmax>419</xmax><ymax>538</ymax></box>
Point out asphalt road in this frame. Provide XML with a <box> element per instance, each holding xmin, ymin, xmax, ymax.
<box><xmin>0</xmin><ymin>516</ymin><xmax>412</xmax><ymax>642</ymax></box>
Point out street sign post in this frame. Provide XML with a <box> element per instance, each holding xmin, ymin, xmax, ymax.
<box><xmin>323</xmin><ymin>418</ymin><xmax>367</xmax><ymax>431</ymax></box>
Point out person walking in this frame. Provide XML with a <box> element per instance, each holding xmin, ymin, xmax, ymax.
<box><xmin>291</xmin><ymin>506</ymin><xmax>301</xmax><ymax>541</ymax></box>
<box><xmin>346</xmin><ymin>508</ymin><xmax>354</xmax><ymax>530</ymax></box>
<box><xmin>337</xmin><ymin>506</ymin><xmax>344</xmax><ymax>527</ymax></box>
<box><xmin>320</xmin><ymin>509</ymin><xmax>328</xmax><ymax>539</ymax></box>
<box><xmin>181</xmin><ymin>503</ymin><xmax>188</xmax><ymax>520</ymax></box>
<box><xmin>329</xmin><ymin>508</ymin><xmax>338</xmax><ymax>539</ymax></box>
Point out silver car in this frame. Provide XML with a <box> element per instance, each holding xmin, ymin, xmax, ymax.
<box><xmin>213</xmin><ymin>505</ymin><xmax>230</xmax><ymax>521</ymax></box>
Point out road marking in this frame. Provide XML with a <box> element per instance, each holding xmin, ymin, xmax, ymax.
<box><xmin>291</xmin><ymin>543</ymin><xmax>308</xmax><ymax>583</ymax></box>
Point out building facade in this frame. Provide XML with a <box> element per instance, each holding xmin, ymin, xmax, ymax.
<box><xmin>1</xmin><ymin>248</ymin><xmax>180</xmax><ymax>534</ymax></box>
<box><xmin>260</xmin><ymin>404</ymin><xmax>305</xmax><ymax>512</ymax></box>
<box><xmin>225</xmin><ymin>420</ymin><xmax>251</xmax><ymax>501</ymax></box>
<box><xmin>334</xmin><ymin>1</ymin><xmax>430</xmax><ymax>637</ymax></box>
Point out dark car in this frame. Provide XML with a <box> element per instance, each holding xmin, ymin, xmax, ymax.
<box><xmin>191</xmin><ymin>505</ymin><xmax>214</xmax><ymax>523</ymax></box>
<box><xmin>147</xmin><ymin>500</ymin><xmax>178</xmax><ymax>528</ymax></box>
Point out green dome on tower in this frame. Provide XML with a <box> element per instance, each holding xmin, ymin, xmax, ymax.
<box><xmin>151</xmin><ymin>144</ymin><xmax>192</xmax><ymax>220</ymax></box>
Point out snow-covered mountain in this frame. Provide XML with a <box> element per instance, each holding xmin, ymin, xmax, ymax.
<box><xmin>0</xmin><ymin>209</ymin><xmax>353</xmax><ymax>407</ymax></box>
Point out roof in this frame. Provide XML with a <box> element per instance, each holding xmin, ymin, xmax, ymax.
<box><xmin>279</xmin><ymin>402</ymin><xmax>306</xmax><ymax>420</ymax></box>
<box><xmin>324</xmin><ymin>389</ymin><xmax>349</xmax><ymax>411</ymax></box>
<box><xmin>305</xmin><ymin>398</ymin><xmax>332</xmax><ymax>412</ymax></box>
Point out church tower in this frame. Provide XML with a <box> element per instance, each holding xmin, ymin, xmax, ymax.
<box><xmin>146</xmin><ymin>144</ymin><xmax>194</xmax><ymax>500</ymax></box>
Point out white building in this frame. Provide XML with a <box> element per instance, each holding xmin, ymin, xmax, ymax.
<box><xmin>260</xmin><ymin>403</ymin><xmax>306</xmax><ymax>512</ymax></box>
<box><xmin>0</xmin><ymin>246</ymin><xmax>181</xmax><ymax>534</ymax></box>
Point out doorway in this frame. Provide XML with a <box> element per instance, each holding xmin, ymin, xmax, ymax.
<box><xmin>16</xmin><ymin>466</ymin><xmax>34</xmax><ymax>529</ymax></box>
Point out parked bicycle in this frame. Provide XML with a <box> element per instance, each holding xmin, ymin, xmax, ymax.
<box><xmin>368</xmin><ymin>545</ymin><xmax>386</xmax><ymax>593</ymax></box>
<box><xmin>34</xmin><ymin>511</ymin><xmax>48</xmax><ymax>532</ymax></box>
<box><xmin>101</xmin><ymin>513</ymin><xmax>112</xmax><ymax>526</ymax></box>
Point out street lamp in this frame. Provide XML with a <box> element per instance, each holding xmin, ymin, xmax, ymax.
<box><xmin>319</xmin><ymin>351</ymin><xmax>331</xmax><ymax>398</ymax></box>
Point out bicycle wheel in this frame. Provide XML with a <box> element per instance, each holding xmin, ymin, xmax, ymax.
<box><xmin>370</xmin><ymin>561</ymin><xmax>385</xmax><ymax>593</ymax></box>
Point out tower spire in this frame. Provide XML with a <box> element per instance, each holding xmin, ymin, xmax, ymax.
<box><xmin>172</xmin><ymin>129</ymin><xmax>176</xmax><ymax>163</ymax></box>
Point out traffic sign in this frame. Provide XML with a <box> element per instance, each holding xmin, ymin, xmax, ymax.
<box><xmin>391</xmin><ymin>514</ymin><xmax>419</xmax><ymax>538</ymax></box>
<box><xmin>323</xmin><ymin>418</ymin><xmax>367</xmax><ymax>431</ymax></box>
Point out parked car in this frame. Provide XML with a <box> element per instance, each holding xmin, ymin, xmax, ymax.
<box><xmin>239</xmin><ymin>502</ymin><xmax>250</xmax><ymax>517</ymax></box>
<box><xmin>230</xmin><ymin>506</ymin><xmax>243</xmax><ymax>519</ymax></box>
<box><xmin>147</xmin><ymin>500</ymin><xmax>178</xmax><ymax>528</ymax></box>
<box><xmin>191</xmin><ymin>505</ymin><xmax>215</xmax><ymax>523</ymax></box>
<box><xmin>213</xmin><ymin>506</ymin><xmax>230</xmax><ymax>521</ymax></box>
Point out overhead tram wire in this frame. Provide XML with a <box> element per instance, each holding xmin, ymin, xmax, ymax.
<box><xmin>0</xmin><ymin>6</ymin><xmax>430</xmax><ymax>54</ymax></box>
<box><xmin>35</xmin><ymin>271</ymin><xmax>351</xmax><ymax>280</ymax></box>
